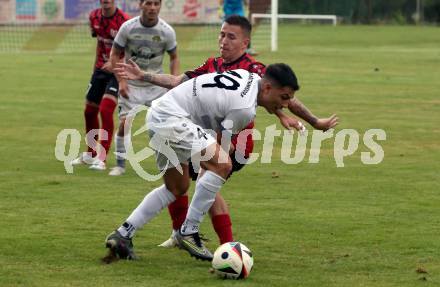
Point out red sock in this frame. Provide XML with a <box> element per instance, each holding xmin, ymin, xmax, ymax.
<box><xmin>84</xmin><ymin>103</ymin><xmax>99</xmax><ymax>157</ymax></box>
<box><xmin>98</xmin><ymin>97</ymin><xmax>116</xmax><ymax>161</ymax></box>
<box><xmin>211</xmin><ymin>214</ymin><xmax>233</xmax><ymax>244</ymax></box>
<box><xmin>168</xmin><ymin>194</ymin><xmax>188</xmax><ymax>230</ymax></box>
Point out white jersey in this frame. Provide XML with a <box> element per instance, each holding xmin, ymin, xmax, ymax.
<box><xmin>114</xmin><ymin>16</ymin><xmax>177</xmax><ymax>87</ymax></box>
<box><xmin>150</xmin><ymin>69</ymin><xmax>260</xmax><ymax>135</ymax></box>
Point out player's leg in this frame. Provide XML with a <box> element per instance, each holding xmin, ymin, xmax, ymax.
<box><xmin>208</xmin><ymin>153</ymin><xmax>246</xmax><ymax>244</ymax></box>
<box><xmin>109</xmin><ymin>85</ymin><xmax>154</xmax><ymax>176</ymax></box>
<box><xmin>104</xmin><ymin>165</ymin><xmax>190</xmax><ymax>261</ymax></box>
<box><xmin>107</xmin><ymin>117</ymin><xmax>127</xmax><ymax>175</ymax></box>
<box><xmin>90</xmin><ymin>74</ymin><xmax>119</xmax><ymax>170</ymax></box>
<box><xmin>191</xmin><ymin>167</ymin><xmax>234</xmax><ymax>245</ymax></box>
<box><xmin>116</xmin><ymin>166</ymin><xmax>190</xmax><ymax>239</ymax></box>
<box><xmin>158</xmin><ymin>191</ymin><xmax>189</xmax><ymax>248</ymax></box>
<box><xmin>84</xmin><ymin>100</ymin><xmax>99</xmax><ymax>159</ymax></box>
<box><xmin>105</xmin><ymin>112</ymin><xmax>192</xmax><ymax>260</ymax></box>
<box><xmin>209</xmin><ymin>194</ymin><xmax>232</xmax><ymax>243</ymax></box>
<box><xmin>89</xmin><ymin>94</ymin><xmax>117</xmax><ymax>171</ymax></box>
<box><xmin>176</xmin><ymin>141</ymin><xmax>232</xmax><ymax>261</ymax></box>
<box><xmin>72</xmin><ymin>71</ymin><xmax>106</xmax><ymax>165</ymax></box>
<box><xmin>158</xmin><ymin>162</ymin><xmax>198</xmax><ymax>248</ymax></box>
<box><xmin>162</xmin><ymin>155</ymin><xmax>244</xmax><ymax>247</ymax></box>
<box><xmin>108</xmin><ymin>85</ymin><xmax>135</xmax><ymax>175</ymax></box>
<box><xmin>159</xmin><ymin>153</ymin><xmax>241</xmax><ymax>247</ymax></box>
<box><xmin>169</xmin><ymin>191</ymin><xmax>189</xmax><ymax>231</ymax></box>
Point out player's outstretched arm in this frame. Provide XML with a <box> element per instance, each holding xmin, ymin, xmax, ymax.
<box><xmin>275</xmin><ymin>109</ymin><xmax>306</xmax><ymax>135</ymax></box>
<box><xmin>114</xmin><ymin>59</ymin><xmax>142</xmax><ymax>80</ymax></box>
<box><xmin>313</xmin><ymin>114</ymin><xmax>339</xmax><ymax>131</ymax></box>
<box><xmin>288</xmin><ymin>98</ymin><xmax>339</xmax><ymax>131</ymax></box>
<box><xmin>114</xmin><ymin>59</ymin><xmax>186</xmax><ymax>89</ymax></box>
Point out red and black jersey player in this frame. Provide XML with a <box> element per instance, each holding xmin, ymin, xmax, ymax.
<box><xmin>71</xmin><ymin>0</ymin><xmax>130</xmax><ymax>170</ymax></box>
<box><xmin>114</xmin><ymin>15</ymin><xmax>339</xmax><ymax>249</ymax></box>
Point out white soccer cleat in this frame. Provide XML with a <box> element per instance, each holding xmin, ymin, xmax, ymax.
<box><xmin>89</xmin><ymin>160</ymin><xmax>106</xmax><ymax>171</ymax></box>
<box><xmin>71</xmin><ymin>152</ymin><xmax>95</xmax><ymax>166</ymax></box>
<box><xmin>158</xmin><ymin>230</ymin><xmax>179</xmax><ymax>248</ymax></box>
<box><xmin>108</xmin><ymin>166</ymin><xmax>126</xmax><ymax>176</ymax></box>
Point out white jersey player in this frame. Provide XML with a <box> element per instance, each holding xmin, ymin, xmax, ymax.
<box><xmin>148</xmin><ymin>69</ymin><xmax>260</xmax><ymax>170</ymax></box>
<box><xmin>104</xmin><ymin>0</ymin><xmax>180</xmax><ymax>175</ymax></box>
<box><xmin>115</xmin><ymin>15</ymin><xmax>177</xmax><ymax>109</ymax></box>
<box><xmin>104</xmin><ymin>63</ymin><xmax>300</xmax><ymax>262</ymax></box>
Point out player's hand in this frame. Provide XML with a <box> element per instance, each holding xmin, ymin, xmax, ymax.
<box><xmin>119</xmin><ymin>80</ymin><xmax>129</xmax><ymax>99</ymax></box>
<box><xmin>101</xmin><ymin>61</ymin><xmax>112</xmax><ymax>73</ymax></box>
<box><xmin>114</xmin><ymin>59</ymin><xmax>143</xmax><ymax>81</ymax></box>
<box><xmin>313</xmin><ymin>114</ymin><xmax>339</xmax><ymax>131</ymax></box>
<box><xmin>278</xmin><ymin>113</ymin><xmax>306</xmax><ymax>135</ymax></box>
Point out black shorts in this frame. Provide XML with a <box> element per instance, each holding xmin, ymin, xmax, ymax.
<box><xmin>85</xmin><ymin>69</ymin><xmax>118</xmax><ymax>105</ymax></box>
<box><xmin>188</xmin><ymin>153</ymin><xmax>247</xmax><ymax>181</ymax></box>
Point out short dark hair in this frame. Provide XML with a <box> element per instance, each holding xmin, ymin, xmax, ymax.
<box><xmin>264</xmin><ymin>63</ymin><xmax>300</xmax><ymax>91</ymax></box>
<box><xmin>224</xmin><ymin>15</ymin><xmax>252</xmax><ymax>37</ymax></box>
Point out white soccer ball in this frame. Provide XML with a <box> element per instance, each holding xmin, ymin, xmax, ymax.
<box><xmin>212</xmin><ymin>242</ymin><xmax>253</xmax><ymax>279</ymax></box>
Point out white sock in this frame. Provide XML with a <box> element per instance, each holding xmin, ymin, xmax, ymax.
<box><xmin>181</xmin><ymin>171</ymin><xmax>225</xmax><ymax>235</ymax></box>
<box><xmin>115</xmin><ymin>135</ymin><xmax>126</xmax><ymax>168</ymax></box>
<box><xmin>118</xmin><ymin>184</ymin><xmax>176</xmax><ymax>238</ymax></box>
<box><xmin>117</xmin><ymin>222</ymin><xmax>136</xmax><ymax>238</ymax></box>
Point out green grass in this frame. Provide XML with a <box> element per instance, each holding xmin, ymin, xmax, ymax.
<box><xmin>0</xmin><ymin>25</ymin><xmax>439</xmax><ymax>286</ymax></box>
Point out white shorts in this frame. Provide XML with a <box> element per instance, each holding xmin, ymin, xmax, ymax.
<box><xmin>118</xmin><ymin>84</ymin><xmax>167</xmax><ymax>118</ymax></box>
<box><xmin>146</xmin><ymin>110</ymin><xmax>217</xmax><ymax>171</ymax></box>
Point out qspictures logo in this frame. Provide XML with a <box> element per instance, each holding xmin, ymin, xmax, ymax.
<box><xmin>55</xmin><ymin>106</ymin><xmax>386</xmax><ymax>181</ymax></box>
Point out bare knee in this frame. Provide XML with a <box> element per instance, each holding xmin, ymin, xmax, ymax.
<box><xmin>214</xmin><ymin>160</ymin><xmax>232</xmax><ymax>179</ymax></box>
<box><xmin>163</xmin><ymin>165</ymin><xmax>190</xmax><ymax>197</ymax></box>
<box><xmin>201</xmin><ymin>160</ymin><xmax>232</xmax><ymax>180</ymax></box>
<box><xmin>166</xmin><ymin>180</ymin><xmax>189</xmax><ymax>197</ymax></box>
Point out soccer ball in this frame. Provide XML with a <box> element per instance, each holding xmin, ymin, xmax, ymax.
<box><xmin>212</xmin><ymin>242</ymin><xmax>253</xmax><ymax>279</ymax></box>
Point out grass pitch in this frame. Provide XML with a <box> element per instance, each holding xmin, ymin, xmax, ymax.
<box><xmin>0</xmin><ymin>25</ymin><xmax>439</xmax><ymax>286</ymax></box>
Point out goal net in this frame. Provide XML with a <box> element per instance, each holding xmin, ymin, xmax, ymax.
<box><xmin>0</xmin><ymin>0</ymin><xmax>336</xmax><ymax>54</ymax></box>
<box><xmin>0</xmin><ymin>0</ymin><xmax>275</xmax><ymax>54</ymax></box>
<box><xmin>0</xmin><ymin>0</ymin><xmax>96</xmax><ymax>53</ymax></box>
<box><xmin>0</xmin><ymin>0</ymin><xmax>225</xmax><ymax>53</ymax></box>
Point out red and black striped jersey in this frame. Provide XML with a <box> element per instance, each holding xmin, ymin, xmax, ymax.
<box><xmin>184</xmin><ymin>53</ymin><xmax>265</xmax><ymax>79</ymax></box>
<box><xmin>89</xmin><ymin>8</ymin><xmax>130</xmax><ymax>70</ymax></box>
<box><xmin>184</xmin><ymin>53</ymin><xmax>266</xmax><ymax>158</ymax></box>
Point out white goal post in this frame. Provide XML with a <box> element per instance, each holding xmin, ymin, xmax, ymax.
<box><xmin>251</xmin><ymin>0</ymin><xmax>338</xmax><ymax>52</ymax></box>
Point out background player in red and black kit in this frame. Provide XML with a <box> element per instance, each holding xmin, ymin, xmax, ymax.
<box><xmin>71</xmin><ymin>0</ymin><xmax>130</xmax><ymax>170</ymax></box>
<box><xmin>115</xmin><ymin>15</ymin><xmax>338</xmax><ymax>248</ymax></box>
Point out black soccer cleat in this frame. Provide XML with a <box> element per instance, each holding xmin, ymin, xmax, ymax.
<box><xmin>104</xmin><ymin>230</ymin><xmax>138</xmax><ymax>261</ymax></box>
